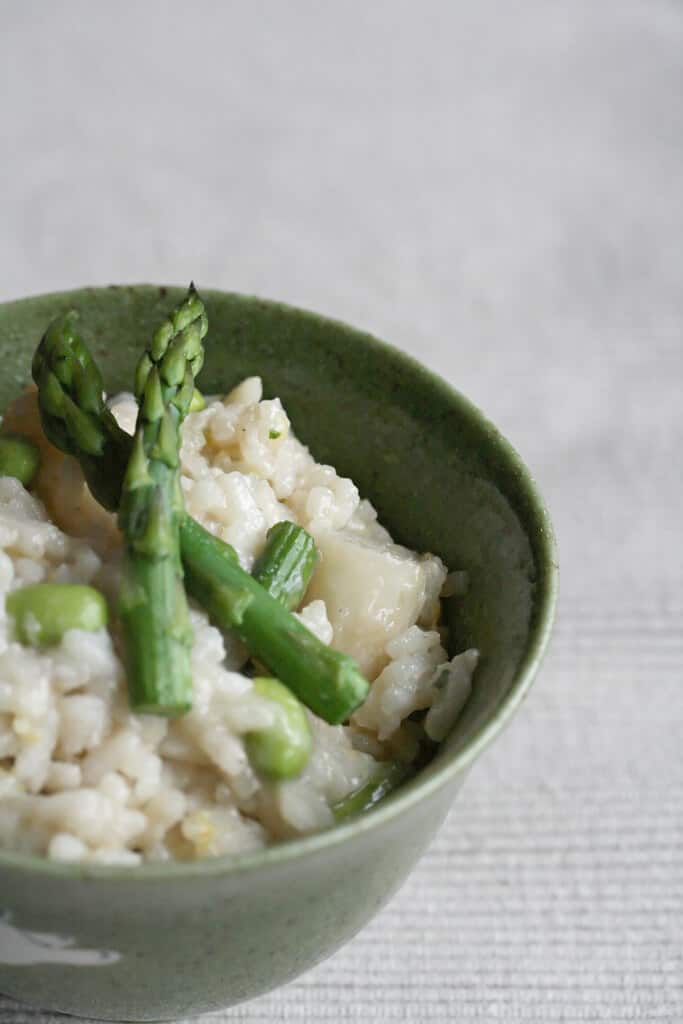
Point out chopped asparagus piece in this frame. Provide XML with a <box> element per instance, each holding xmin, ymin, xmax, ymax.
<box><xmin>332</xmin><ymin>761</ymin><xmax>410</xmax><ymax>821</ymax></box>
<box><xmin>252</xmin><ymin>521</ymin><xmax>318</xmax><ymax>611</ymax></box>
<box><xmin>184</xmin><ymin>525</ymin><xmax>369</xmax><ymax>724</ymax></box>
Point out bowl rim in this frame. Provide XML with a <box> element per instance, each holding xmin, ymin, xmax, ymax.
<box><xmin>0</xmin><ymin>284</ymin><xmax>559</xmax><ymax>882</ymax></box>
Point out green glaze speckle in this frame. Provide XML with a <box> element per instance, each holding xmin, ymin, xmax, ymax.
<box><xmin>0</xmin><ymin>285</ymin><xmax>557</xmax><ymax>1020</ymax></box>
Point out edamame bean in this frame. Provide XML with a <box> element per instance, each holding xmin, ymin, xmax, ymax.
<box><xmin>0</xmin><ymin>435</ymin><xmax>40</xmax><ymax>486</ymax></box>
<box><xmin>7</xmin><ymin>583</ymin><xmax>108</xmax><ymax>647</ymax></box>
<box><xmin>246</xmin><ymin>677</ymin><xmax>312</xmax><ymax>780</ymax></box>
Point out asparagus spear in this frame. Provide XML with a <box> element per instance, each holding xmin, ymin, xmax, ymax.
<box><xmin>182</xmin><ymin>523</ymin><xmax>367</xmax><ymax>723</ymax></box>
<box><xmin>133</xmin><ymin>283</ymin><xmax>207</xmax><ymax>416</ymax></box>
<box><xmin>117</xmin><ymin>286</ymin><xmax>208</xmax><ymax>715</ymax></box>
<box><xmin>32</xmin><ymin>311</ymin><xmax>131</xmax><ymax>511</ymax></box>
<box><xmin>32</xmin><ymin>302</ymin><xmax>370</xmax><ymax>723</ymax></box>
<box><xmin>252</xmin><ymin>521</ymin><xmax>318</xmax><ymax>610</ymax></box>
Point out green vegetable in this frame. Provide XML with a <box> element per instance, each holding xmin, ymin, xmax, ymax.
<box><xmin>32</xmin><ymin>311</ymin><xmax>132</xmax><ymax>512</ymax></box>
<box><xmin>32</xmin><ymin>298</ymin><xmax>370</xmax><ymax>723</ymax></box>
<box><xmin>252</xmin><ymin>521</ymin><xmax>318</xmax><ymax>611</ymax></box>
<box><xmin>332</xmin><ymin>762</ymin><xmax>410</xmax><ymax>822</ymax></box>
<box><xmin>117</xmin><ymin>285</ymin><xmax>207</xmax><ymax>716</ymax></box>
<box><xmin>189</xmin><ymin>389</ymin><xmax>206</xmax><ymax>412</ymax></box>
<box><xmin>246</xmin><ymin>677</ymin><xmax>312</xmax><ymax>780</ymax></box>
<box><xmin>0</xmin><ymin>435</ymin><xmax>40</xmax><ymax>486</ymax></box>
<box><xmin>184</xmin><ymin>525</ymin><xmax>368</xmax><ymax>723</ymax></box>
<box><xmin>31</xmin><ymin>309</ymin><xmax>239</xmax><ymax>563</ymax></box>
<box><xmin>7</xmin><ymin>583</ymin><xmax>108</xmax><ymax>647</ymax></box>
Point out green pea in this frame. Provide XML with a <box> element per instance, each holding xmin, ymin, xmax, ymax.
<box><xmin>6</xmin><ymin>583</ymin><xmax>108</xmax><ymax>647</ymax></box>
<box><xmin>246</xmin><ymin>677</ymin><xmax>313</xmax><ymax>781</ymax></box>
<box><xmin>0</xmin><ymin>435</ymin><xmax>40</xmax><ymax>487</ymax></box>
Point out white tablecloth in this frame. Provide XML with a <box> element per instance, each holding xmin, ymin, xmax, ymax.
<box><xmin>1</xmin><ymin>2</ymin><xmax>681</xmax><ymax>1020</ymax></box>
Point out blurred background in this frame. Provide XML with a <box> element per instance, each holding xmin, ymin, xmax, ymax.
<box><xmin>1</xmin><ymin>1</ymin><xmax>681</xmax><ymax>1020</ymax></box>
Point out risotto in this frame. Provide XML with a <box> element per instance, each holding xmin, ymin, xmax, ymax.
<box><xmin>0</xmin><ymin>300</ymin><xmax>478</xmax><ymax>866</ymax></box>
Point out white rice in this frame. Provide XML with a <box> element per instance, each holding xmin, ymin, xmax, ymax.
<box><xmin>0</xmin><ymin>379</ymin><xmax>478</xmax><ymax>864</ymax></box>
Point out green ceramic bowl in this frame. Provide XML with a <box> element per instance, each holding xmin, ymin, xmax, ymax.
<box><xmin>0</xmin><ymin>286</ymin><xmax>557</xmax><ymax>1020</ymax></box>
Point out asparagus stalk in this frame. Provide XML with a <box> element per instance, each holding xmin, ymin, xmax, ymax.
<box><xmin>252</xmin><ymin>521</ymin><xmax>318</xmax><ymax>610</ymax></box>
<box><xmin>117</xmin><ymin>286</ymin><xmax>208</xmax><ymax>715</ymax></box>
<box><xmin>183</xmin><ymin>524</ymin><xmax>367</xmax><ymax>723</ymax></box>
<box><xmin>118</xmin><ymin>380</ymin><xmax>192</xmax><ymax>714</ymax></box>
<box><xmin>32</xmin><ymin>311</ymin><xmax>131</xmax><ymax>511</ymax></box>
<box><xmin>32</xmin><ymin>301</ymin><xmax>370</xmax><ymax>723</ymax></box>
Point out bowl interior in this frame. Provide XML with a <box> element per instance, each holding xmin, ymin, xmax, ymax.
<box><xmin>0</xmin><ymin>285</ymin><xmax>556</xmax><ymax>815</ymax></box>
